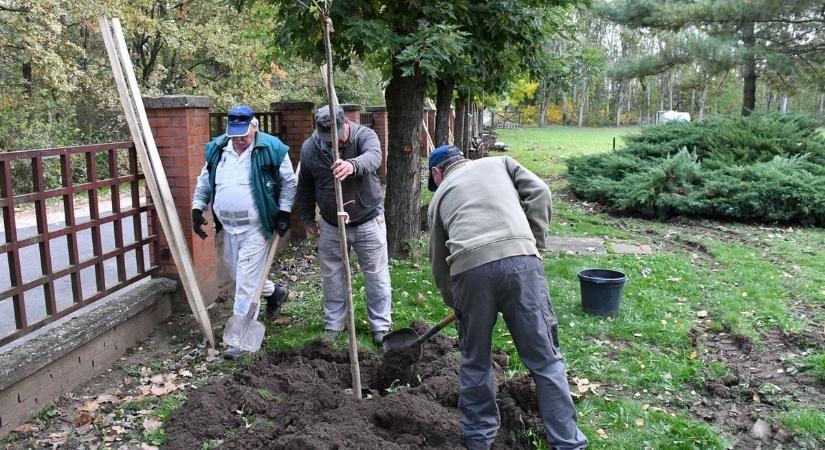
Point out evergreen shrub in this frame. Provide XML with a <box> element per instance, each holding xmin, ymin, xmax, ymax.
<box><xmin>567</xmin><ymin>114</ymin><xmax>825</xmax><ymax>225</ymax></box>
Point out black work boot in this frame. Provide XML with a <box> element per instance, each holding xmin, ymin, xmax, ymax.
<box><xmin>264</xmin><ymin>283</ymin><xmax>289</xmax><ymax>320</ymax></box>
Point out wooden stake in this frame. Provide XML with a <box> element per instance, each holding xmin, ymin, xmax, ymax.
<box><xmin>422</xmin><ymin>118</ymin><xmax>435</xmax><ymax>157</ymax></box>
<box><xmin>99</xmin><ymin>16</ymin><xmax>215</xmax><ymax>347</ymax></box>
<box><xmin>321</xmin><ymin>15</ymin><xmax>362</xmax><ymax>399</ymax></box>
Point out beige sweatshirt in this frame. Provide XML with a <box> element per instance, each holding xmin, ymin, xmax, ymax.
<box><xmin>428</xmin><ymin>156</ymin><xmax>553</xmax><ymax>306</ymax></box>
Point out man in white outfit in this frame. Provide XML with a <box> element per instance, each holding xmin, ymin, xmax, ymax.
<box><xmin>192</xmin><ymin>105</ymin><xmax>296</xmax><ymax>359</ymax></box>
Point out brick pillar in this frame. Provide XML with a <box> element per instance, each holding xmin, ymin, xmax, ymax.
<box><xmin>341</xmin><ymin>103</ymin><xmax>362</xmax><ymax>124</ymax></box>
<box><xmin>367</xmin><ymin>106</ymin><xmax>388</xmax><ymax>183</ymax></box>
<box><xmin>143</xmin><ymin>95</ymin><xmax>221</xmax><ymax>305</ymax></box>
<box><xmin>271</xmin><ymin>101</ymin><xmax>315</xmax><ymax>238</ymax></box>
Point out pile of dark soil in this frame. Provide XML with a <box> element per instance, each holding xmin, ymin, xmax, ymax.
<box><xmin>163</xmin><ymin>322</ymin><xmax>543</xmax><ymax>449</ymax></box>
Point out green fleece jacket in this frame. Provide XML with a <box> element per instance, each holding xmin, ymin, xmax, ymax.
<box><xmin>427</xmin><ymin>156</ymin><xmax>553</xmax><ymax>307</ymax></box>
<box><xmin>203</xmin><ymin>132</ymin><xmax>288</xmax><ymax>240</ymax></box>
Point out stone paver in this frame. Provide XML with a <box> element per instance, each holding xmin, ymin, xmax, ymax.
<box><xmin>546</xmin><ymin>236</ymin><xmax>607</xmax><ymax>255</ymax></box>
<box><xmin>610</xmin><ymin>243</ymin><xmax>654</xmax><ymax>255</ymax></box>
<box><xmin>546</xmin><ymin>236</ymin><xmax>655</xmax><ymax>256</ymax></box>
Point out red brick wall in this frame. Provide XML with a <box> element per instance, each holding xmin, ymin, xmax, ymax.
<box><xmin>144</xmin><ymin>97</ymin><xmax>220</xmax><ymax>303</ymax></box>
<box><xmin>341</xmin><ymin>104</ymin><xmax>361</xmax><ymax>124</ymax></box>
<box><xmin>367</xmin><ymin>106</ymin><xmax>388</xmax><ymax>183</ymax></box>
<box><xmin>271</xmin><ymin>102</ymin><xmax>316</xmax><ymax>238</ymax></box>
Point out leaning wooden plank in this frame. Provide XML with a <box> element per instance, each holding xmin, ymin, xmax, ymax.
<box><xmin>108</xmin><ymin>18</ymin><xmax>215</xmax><ymax>343</ymax></box>
<box><xmin>103</xmin><ymin>17</ymin><xmax>215</xmax><ymax>346</ymax></box>
<box><xmin>98</xmin><ymin>16</ymin><xmax>215</xmax><ymax>347</ymax></box>
<box><xmin>422</xmin><ymin>117</ymin><xmax>435</xmax><ymax>156</ymax></box>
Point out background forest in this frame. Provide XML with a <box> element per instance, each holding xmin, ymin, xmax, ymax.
<box><xmin>1</xmin><ymin>0</ymin><xmax>824</xmax><ymax>147</ymax></box>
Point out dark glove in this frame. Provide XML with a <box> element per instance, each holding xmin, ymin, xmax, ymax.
<box><xmin>192</xmin><ymin>209</ymin><xmax>208</xmax><ymax>239</ymax></box>
<box><xmin>275</xmin><ymin>210</ymin><xmax>291</xmax><ymax>237</ymax></box>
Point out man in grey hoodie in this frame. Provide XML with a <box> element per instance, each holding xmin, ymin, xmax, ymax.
<box><xmin>428</xmin><ymin>145</ymin><xmax>587</xmax><ymax>450</ymax></box>
<box><xmin>296</xmin><ymin>105</ymin><xmax>391</xmax><ymax>346</ymax></box>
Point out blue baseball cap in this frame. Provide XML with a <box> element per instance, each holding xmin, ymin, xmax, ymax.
<box><xmin>428</xmin><ymin>144</ymin><xmax>463</xmax><ymax>191</ymax></box>
<box><xmin>226</xmin><ymin>105</ymin><xmax>255</xmax><ymax>137</ymax></box>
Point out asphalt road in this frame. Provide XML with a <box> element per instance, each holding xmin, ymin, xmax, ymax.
<box><xmin>0</xmin><ymin>211</ymin><xmax>150</xmax><ymax>341</ymax></box>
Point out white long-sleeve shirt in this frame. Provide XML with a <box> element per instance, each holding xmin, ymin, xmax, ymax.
<box><xmin>192</xmin><ymin>140</ymin><xmax>296</xmax><ymax>235</ymax></box>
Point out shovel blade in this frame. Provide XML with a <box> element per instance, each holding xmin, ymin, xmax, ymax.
<box><xmin>381</xmin><ymin>328</ymin><xmax>420</xmax><ymax>353</ymax></box>
<box><xmin>223</xmin><ymin>315</ymin><xmax>266</xmax><ymax>352</ymax></box>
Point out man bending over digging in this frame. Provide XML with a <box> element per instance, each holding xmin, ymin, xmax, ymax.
<box><xmin>427</xmin><ymin>145</ymin><xmax>588</xmax><ymax>450</ymax></box>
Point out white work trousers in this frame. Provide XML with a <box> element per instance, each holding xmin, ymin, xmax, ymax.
<box><xmin>222</xmin><ymin>227</ymin><xmax>275</xmax><ymax>319</ymax></box>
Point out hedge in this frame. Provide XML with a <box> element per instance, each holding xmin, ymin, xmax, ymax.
<box><xmin>567</xmin><ymin>114</ymin><xmax>825</xmax><ymax>226</ymax></box>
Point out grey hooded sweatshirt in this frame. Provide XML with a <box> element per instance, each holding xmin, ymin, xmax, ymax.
<box><xmin>428</xmin><ymin>156</ymin><xmax>553</xmax><ymax>306</ymax></box>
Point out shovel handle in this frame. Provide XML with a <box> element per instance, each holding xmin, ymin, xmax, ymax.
<box><xmin>242</xmin><ymin>234</ymin><xmax>281</xmax><ymax>321</ymax></box>
<box><xmin>414</xmin><ymin>312</ymin><xmax>456</xmax><ymax>346</ymax></box>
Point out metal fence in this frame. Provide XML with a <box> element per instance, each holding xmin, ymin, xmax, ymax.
<box><xmin>210</xmin><ymin>112</ymin><xmax>283</xmax><ymax>138</ymax></box>
<box><xmin>0</xmin><ymin>143</ymin><xmax>158</xmax><ymax>346</ymax></box>
<box><xmin>359</xmin><ymin>112</ymin><xmax>374</xmax><ymax>128</ymax></box>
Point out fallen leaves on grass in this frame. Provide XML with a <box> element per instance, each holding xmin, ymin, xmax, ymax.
<box><xmin>571</xmin><ymin>377</ymin><xmax>603</xmax><ymax>399</ymax></box>
<box><xmin>143</xmin><ymin>418</ymin><xmax>162</xmax><ymax>433</ymax></box>
<box><xmin>40</xmin><ymin>432</ymin><xmax>68</xmax><ymax>447</ymax></box>
<box><xmin>73</xmin><ymin>411</ymin><xmax>96</xmax><ymax>427</ymax></box>
<box><xmin>103</xmin><ymin>425</ymin><xmax>125</xmax><ymax>443</ymax></box>
<box><xmin>14</xmin><ymin>423</ymin><xmax>33</xmax><ymax>433</ymax></box>
<box><xmin>205</xmin><ymin>348</ymin><xmax>221</xmax><ymax>362</ymax></box>
<box><xmin>78</xmin><ymin>399</ymin><xmax>100</xmax><ymax>412</ymax></box>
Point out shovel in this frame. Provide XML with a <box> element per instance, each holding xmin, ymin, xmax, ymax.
<box><xmin>223</xmin><ymin>234</ymin><xmax>281</xmax><ymax>352</ymax></box>
<box><xmin>382</xmin><ymin>312</ymin><xmax>456</xmax><ymax>357</ymax></box>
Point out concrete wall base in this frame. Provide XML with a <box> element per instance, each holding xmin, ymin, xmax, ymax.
<box><xmin>0</xmin><ymin>278</ymin><xmax>177</xmax><ymax>435</ymax></box>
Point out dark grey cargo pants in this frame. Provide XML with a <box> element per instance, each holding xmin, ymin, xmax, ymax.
<box><xmin>452</xmin><ymin>255</ymin><xmax>588</xmax><ymax>450</ymax></box>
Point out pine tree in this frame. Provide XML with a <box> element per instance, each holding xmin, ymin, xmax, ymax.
<box><xmin>596</xmin><ymin>0</ymin><xmax>825</xmax><ymax>116</ymax></box>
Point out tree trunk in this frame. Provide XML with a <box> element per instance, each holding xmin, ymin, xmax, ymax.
<box><xmin>781</xmin><ymin>95</ymin><xmax>789</xmax><ymax>113</ymax></box>
<box><xmin>626</xmin><ymin>84</ymin><xmax>632</xmax><ymax>123</ymax></box>
<box><xmin>819</xmin><ymin>94</ymin><xmax>824</xmax><ymax>118</ymax></box>
<box><xmin>605</xmin><ymin>77</ymin><xmax>611</xmax><ymax>124</ymax></box>
<box><xmin>561</xmin><ymin>92</ymin><xmax>568</xmax><ymax>125</ymax></box>
<box><xmin>464</xmin><ymin>101</ymin><xmax>473</xmax><ymax>152</ymax></box>
<box><xmin>668</xmin><ymin>74</ymin><xmax>673</xmax><ymax>110</ymax></box>
<box><xmin>471</xmin><ymin>103</ymin><xmax>478</xmax><ymax>138</ymax></box>
<box><xmin>434</xmin><ymin>78</ymin><xmax>454</xmax><ymax>147</ymax></box>
<box><xmin>699</xmin><ymin>86</ymin><xmax>707</xmax><ymax>120</ymax></box>
<box><xmin>766</xmin><ymin>91</ymin><xmax>773</xmax><ymax>111</ymax></box>
<box><xmin>645</xmin><ymin>81</ymin><xmax>651</xmax><ymax>124</ymax></box>
<box><xmin>658</xmin><ymin>74</ymin><xmax>665</xmax><ymax>112</ymax></box>
<box><xmin>385</xmin><ymin>63</ymin><xmax>425</xmax><ymax>258</ymax></box>
<box><xmin>741</xmin><ymin>21</ymin><xmax>757</xmax><ymax>116</ymax></box>
<box><xmin>571</xmin><ymin>84</ymin><xmax>577</xmax><ymax>120</ymax></box>
<box><xmin>578</xmin><ymin>77</ymin><xmax>589</xmax><ymax>127</ymax></box>
<box><xmin>454</xmin><ymin>95</ymin><xmax>467</xmax><ymax>151</ymax></box>
<box><xmin>22</xmin><ymin>61</ymin><xmax>32</xmax><ymax>94</ymax></box>
<box><xmin>690</xmin><ymin>89</ymin><xmax>696</xmax><ymax>115</ymax></box>
<box><xmin>538</xmin><ymin>81</ymin><xmax>549</xmax><ymax>127</ymax></box>
<box><xmin>615</xmin><ymin>84</ymin><xmax>624</xmax><ymax>127</ymax></box>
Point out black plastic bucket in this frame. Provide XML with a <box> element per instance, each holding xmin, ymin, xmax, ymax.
<box><xmin>578</xmin><ymin>269</ymin><xmax>627</xmax><ymax>316</ymax></box>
